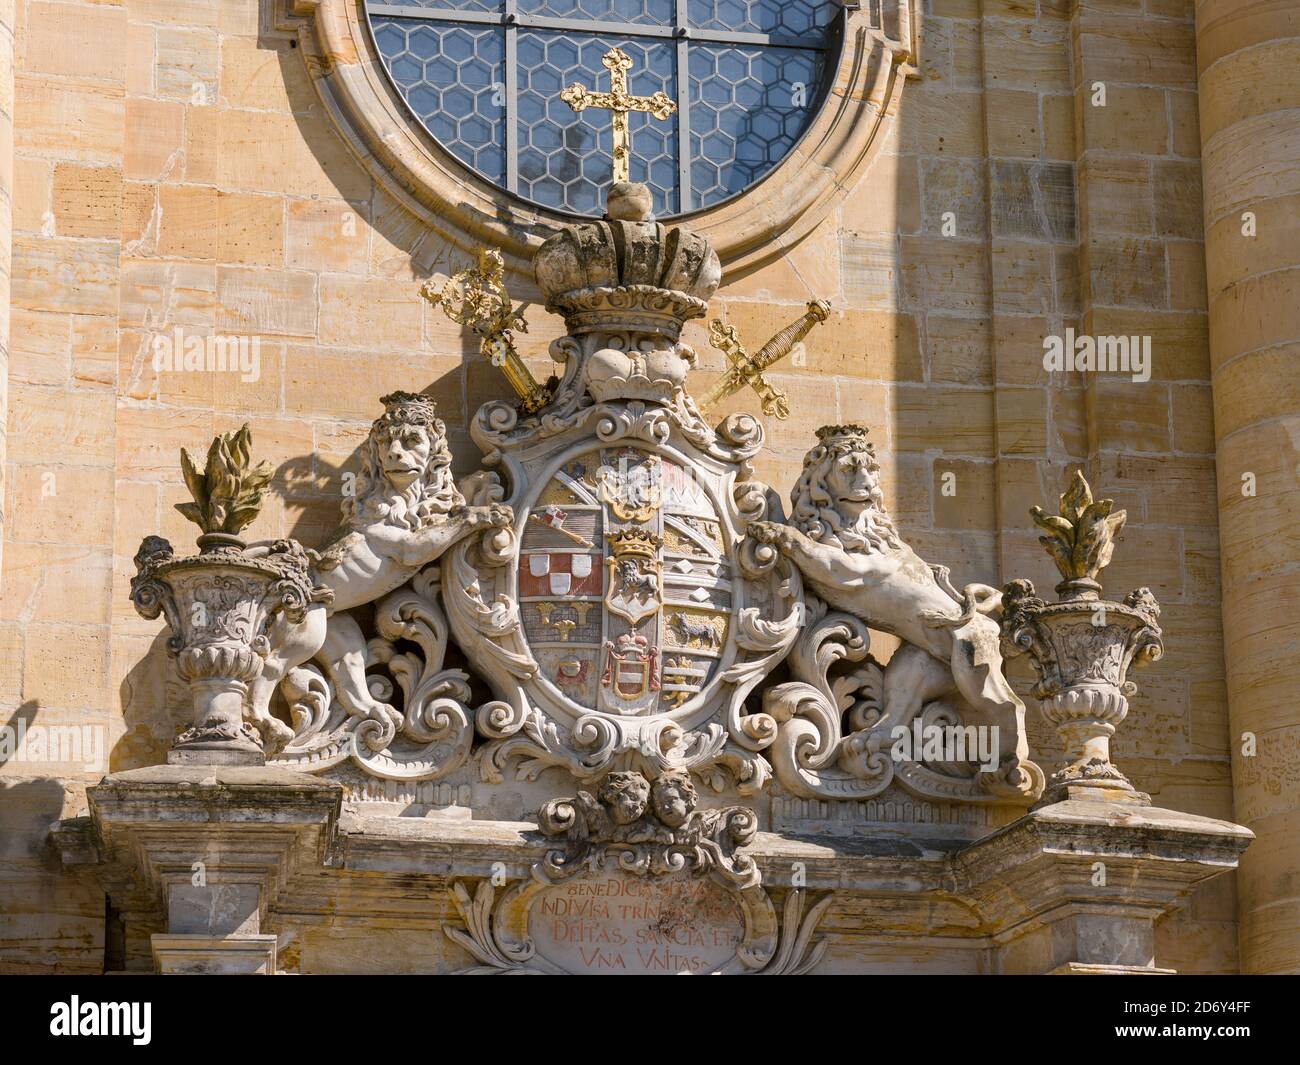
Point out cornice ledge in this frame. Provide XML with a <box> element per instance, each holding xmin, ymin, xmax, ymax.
<box><xmin>951</xmin><ymin>798</ymin><xmax>1253</xmax><ymax>925</ymax></box>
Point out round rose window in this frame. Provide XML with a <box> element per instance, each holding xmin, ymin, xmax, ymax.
<box><xmin>366</xmin><ymin>1</ymin><xmax>845</xmax><ymax>219</ymax></box>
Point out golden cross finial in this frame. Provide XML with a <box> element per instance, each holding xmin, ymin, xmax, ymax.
<box><xmin>420</xmin><ymin>247</ymin><xmax>552</xmax><ymax>415</ymax></box>
<box><xmin>560</xmin><ymin>47</ymin><xmax>677</xmax><ymax>184</ymax></box>
<box><xmin>697</xmin><ymin>300</ymin><xmax>832</xmax><ymax>420</ymax></box>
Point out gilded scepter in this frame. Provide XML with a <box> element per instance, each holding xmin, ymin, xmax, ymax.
<box><xmin>421</xmin><ymin>248</ymin><xmax>552</xmax><ymax>415</ymax></box>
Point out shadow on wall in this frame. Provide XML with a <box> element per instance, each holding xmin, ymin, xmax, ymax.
<box><xmin>113</xmin><ymin>632</ymin><xmax>185</xmax><ymax>773</ymax></box>
<box><xmin>0</xmin><ymin>703</ymin><xmax>108</xmax><ymax>973</ymax></box>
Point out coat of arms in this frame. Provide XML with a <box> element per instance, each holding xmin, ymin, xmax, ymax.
<box><xmin>422</xmin><ymin>182</ymin><xmax>816</xmax><ymax>790</ymax></box>
<box><xmin>182</xmin><ymin>178</ymin><xmax>1042</xmax><ymax>813</ymax></box>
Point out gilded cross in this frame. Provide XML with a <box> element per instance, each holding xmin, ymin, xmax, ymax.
<box><xmin>560</xmin><ymin>47</ymin><xmax>676</xmax><ymax>183</ymax></box>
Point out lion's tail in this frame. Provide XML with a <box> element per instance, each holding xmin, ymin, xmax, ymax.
<box><xmin>922</xmin><ymin>583</ymin><xmax>1005</xmax><ymax>629</ymax></box>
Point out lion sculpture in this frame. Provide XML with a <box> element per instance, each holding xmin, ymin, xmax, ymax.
<box><xmin>246</xmin><ymin>392</ymin><xmax>511</xmax><ymax>749</ymax></box>
<box><xmin>750</xmin><ymin>424</ymin><xmax>1035</xmax><ymax>795</ymax></box>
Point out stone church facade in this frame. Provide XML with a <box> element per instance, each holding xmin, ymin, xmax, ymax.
<box><xmin>0</xmin><ymin>0</ymin><xmax>1294</xmax><ymax>974</ymax></box>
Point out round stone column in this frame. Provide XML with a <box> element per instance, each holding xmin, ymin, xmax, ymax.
<box><xmin>1196</xmin><ymin>0</ymin><xmax>1300</xmax><ymax>973</ymax></box>
<box><xmin>0</xmin><ymin>0</ymin><xmax>13</xmax><ymax>585</ymax></box>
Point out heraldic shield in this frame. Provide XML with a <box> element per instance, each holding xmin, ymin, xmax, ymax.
<box><xmin>427</xmin><ymin>179</ymin><xmax>814</xmax><ymax>793</ymax></box>
<box><xmin>240</xmin><ymin>180</ymin><xmax>1041</xmax><ymax>811</ymax></box>
<box><xmin>518</xmin><ymin>446</ymin><xmax>735</xmax><ymax>716</ymax></box>
<box><xmin>440</xmin><ymin>414</ymin><xmax>804</xmax><ymax>791</ymax></box>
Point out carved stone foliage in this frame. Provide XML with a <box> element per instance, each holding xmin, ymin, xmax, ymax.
<box><xmin>443</xmin><ymin>411</ymin><xmax>803</xmax><ymax>792</ymax></box>
<box><xmin>271</xmin><ymin>566</ymin><xmax>481</xmax><ymax>781</ymax></box>
<box><xmin>761</xmin><ymin>598</ymin><xmax>1042</xmax><ymax>806</ymax></box>
<box><xmin>442</xmin><ymin>769</ymin><xmax>831</xmax><ymax>975</ymax></box>
<box><xmin>128</xmin><ymin>186</ymin><xmax>1162</xmax><ymax>842</ymax></box>
<box><xmin>131</xmin><ymin>530</ymin><xmax>328</xmax><ymax>762</ymax></box>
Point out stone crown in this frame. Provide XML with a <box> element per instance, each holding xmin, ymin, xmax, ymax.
<box><xmin>534</xmin><ymin>182</ymin><xmax>722</xmax><ymax>338</ymax></box>
<box><xmin>815</xmin><ymin>424</ymin><xmax>877</xmax><ymax>452</ymax></box>
<box><xmin>378</xmin><ymin>390</ymin><xmax>442</xmax><ymax>429</ymax></box>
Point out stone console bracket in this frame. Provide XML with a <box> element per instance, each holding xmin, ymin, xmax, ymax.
<box><xmin>55</xmin><ymin>765</ymin><xmax>343</xmax><ymax>974</ymax></box>
<box><xmin>955</xmin><ymin>800</ymin><xmax>1253</xmax><ymax>974</ymax></box>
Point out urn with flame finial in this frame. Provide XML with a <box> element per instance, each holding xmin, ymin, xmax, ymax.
<box><xmin>129</xmin><ymin>425</ymin><xmax>330</xmax><ymax>765</ymax></box>
<box><xmin>1001</xmin><ymin>471</ymin><xmax>1164</xmax><ymax>804</ymax></box>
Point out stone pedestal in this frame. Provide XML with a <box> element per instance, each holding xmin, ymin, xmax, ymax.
<box><xmin>956</xmin><ymin>799</ymin><xmax>1253</xmax><ymax>975</ymax></box>
<box><xmin>65</xmin><ymin>765</ymin><xmax>342</xmax><ymax>975</ymax></box>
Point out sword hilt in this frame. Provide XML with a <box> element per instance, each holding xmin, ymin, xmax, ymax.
<box><xmin>696</xmin><ymin>299</ymin><xmax>830</xmax><ymax>418</ymax></box>
<box><xmin>751</xmin><ymin>299</ymin><xmax>831</xmax><ymax>371</ymax></box>
<box><xmin>422</xmin><ymin>248</ymin><xmax>553</xmax><ymax>415</ymax></box>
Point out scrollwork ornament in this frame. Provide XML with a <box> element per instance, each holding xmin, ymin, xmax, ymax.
<box><xmin>442</xmin><ymin>768</ymin><xmax>832</xmax><ymax>975</ymax></box>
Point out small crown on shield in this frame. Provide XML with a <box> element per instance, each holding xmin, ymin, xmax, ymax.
<box><xmin>607</xmin><ymin>528</ymin><xmax>661</xmax><ymax>560</ymax></box>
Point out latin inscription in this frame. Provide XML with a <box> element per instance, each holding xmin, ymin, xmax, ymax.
<box><xmin>531</xmin><ymin>872</ymin><xmax>745</xmax><ymax>974</ymax></box>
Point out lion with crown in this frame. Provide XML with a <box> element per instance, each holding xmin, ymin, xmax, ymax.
<box><xmin>244</xmin><ymin>391</ymin><xmax>512</xmax><ymax>749</ymax></box>
<box><xmin>750</xmin><ymin>424</ymin><xmax>1036</xmax><ymax>795</ymax></box>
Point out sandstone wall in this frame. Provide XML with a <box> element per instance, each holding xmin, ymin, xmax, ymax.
<box><xmin>0</xmin><ymin>0</ymin><xmax>1239</xmax><ymax>972</ymax></box>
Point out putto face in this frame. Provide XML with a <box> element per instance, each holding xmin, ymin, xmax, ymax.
<box><xmin>379</xmin><ymin>424</ymin><xmax>432</xmax><ymax>489</ymax></box>
<box><xmin>600</xmin><ymin>774</ymin><xmax>650</xmax><ymax>825</ymax></box>
<box><xmin>651</xmin><ymin>774</ymin><xmax>697</xmax><ymax>828</ymax></box>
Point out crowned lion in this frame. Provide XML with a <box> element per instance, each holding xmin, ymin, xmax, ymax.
<box><xmin>246</xmin><ymin>392</ymin><xmax>512</xmax><ymax>749</ymax></box>
<box><xmin>750</xmin><ymin>425</ymin><xmax>1035</xmax><ymax>795</ymax></box>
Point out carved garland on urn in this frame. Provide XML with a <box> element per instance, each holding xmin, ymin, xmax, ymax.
<box><xmin>130</xmin><ymin>427</ymin><xmax>332</xmax><ymax>764</ymax></box>
<box><xmin>1000</xmin><ymin>472</ymin><xmax>1164</xmax><ymax>804</ymax></box>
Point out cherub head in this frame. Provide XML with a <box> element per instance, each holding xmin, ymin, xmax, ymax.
<box><xmin>650</xmin><ymin>768</ymin><xmax>698</xmax><ymax>829</ymax></box>
<box><xmin>342</xmin><ymin>392</ymin><xmax>463</xmax><ymax>531</ymax></box>
<box><xmin>598</xmin><ymin>771</ymin><xmax>651</xmax><ymax>826</ymax></box>
<box><xmin>789</xmin><ymin>425</ymin><xmax>901</xmax><ymax>554</ymax></box>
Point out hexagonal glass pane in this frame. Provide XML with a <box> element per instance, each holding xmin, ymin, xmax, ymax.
<box><xmin>370</xmin><ymin>16</ymin><xmax>506</xmax><ymax>184</ymax></box>
<box><xmin>688</xmin><ymin>42</ymin><xmax>824</xmax><ymax>208</ymax></box>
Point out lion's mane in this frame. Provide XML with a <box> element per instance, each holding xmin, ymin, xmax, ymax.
<box><xmin>789</xmin><ymin>436</ymin><xmax>901</xmax><ymax>554</ymax></box>
<box><xmin>342</xmin><ymin>391</ymin><xmax>463</xmax><ymax>532</ymax></box>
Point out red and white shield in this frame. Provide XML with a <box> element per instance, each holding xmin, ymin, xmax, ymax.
<box><xmin>519</xmin><ymin>551</ymin><xmax>600</xmax><ymax>597</ymax></box>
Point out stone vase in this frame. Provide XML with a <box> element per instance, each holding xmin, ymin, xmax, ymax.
<box><xmin>131</xmin><ymin>534</ymin><xmax>318</xmax><ymax>765</ymax></box>
<box><xmin>1001</xmin><ymin>579</ymin><xmax>1163</xmax><ymax>804</ymax></box>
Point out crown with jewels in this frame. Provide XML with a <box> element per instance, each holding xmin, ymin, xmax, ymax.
<box><xmin>534</xmin><ymin>183</ymin><xmax>722</xmax><ymax>339</ymax></box>
<box><xmin>607</xmin><ymin>528</ymin><xmax>661</xmax><ymax>559</ymax></box>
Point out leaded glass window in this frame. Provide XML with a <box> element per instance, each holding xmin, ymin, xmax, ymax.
<box><xmin>366</xmin><ymin>1</ymin><xmax>844</xmax><ymax>218</ymax></box>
